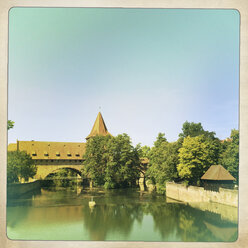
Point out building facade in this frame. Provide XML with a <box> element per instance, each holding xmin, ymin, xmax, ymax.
<box><xmin>8</xmin><ymin>112</ymin><xmax>111</xmax><ymax>179</ymax></box>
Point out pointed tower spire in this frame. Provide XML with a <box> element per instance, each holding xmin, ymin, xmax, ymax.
<box><xmin>86</xmin><ymin>112</ymin><xmax>112</xmax><ymax>140</ymax></box>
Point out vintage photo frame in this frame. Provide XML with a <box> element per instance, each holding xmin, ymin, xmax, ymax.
<box><xmin>1</xmin><ymin>0</ymin><xmax>248</xmax><ymax>247</ymax></box>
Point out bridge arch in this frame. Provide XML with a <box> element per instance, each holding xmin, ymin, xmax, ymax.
<box><xmin>35</xmin><ymin>164</ymin><xmax>84</xmax><ymax>180</ymax></box>
<box><xmin>44</xmin><ymin>167</ymin><xmax>82</xmax><ymax>179</ymax></box>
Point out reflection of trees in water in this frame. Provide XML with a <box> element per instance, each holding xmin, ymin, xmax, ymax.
<box><xmin>177</xmin><ymin>206</ymin><xmax>210</xmax><ymax>241</ymax></box>
<box><xmin>82</xmin><ymin>202</ymin><xmax>144</xmax><ymax>240</ymax></box>
<box><xmin>7</xmin><ymin>188</ymin><xmax>42</xmax><ymax>207</ymax></box>
<box><xmin>7</xmin><ymin>186</ymin><xmax>42</xmax><ymax>231</ymax></box>
<box><xmin>7</xmin><ymin>206</ymin><xmax>30</xmax><ymax>228</ymax></box>
<box><xmin>32</xmin><ymin>189</ymin><xmax>81</xmax><ymax>207</ymax></box>
<box><xmin>142</xmin><ymin>202</ymin><xmax>180</xmax><ymax>239</ymax></box>
<box><xmin>82</xmin><ymin>189</ymin><xmax>144</xmax><ymax>240</ymax></box>
<box><xmin>143</xmin><ymin>201</ymin><xmax>237</xmax><ymax>242</ymax></box>
<box><xmin>82</xmin><ymin>189</ymin><xmax>238</xmax><ymax>242</ymax></box>
<box><xmin>7</xmin><ymin>189</ymin><xmax>42</xmax><ymax>229</ymax></box>
<box><xmin>7</xmin><ymin>188</ymin><xmax>238</xmax><ymax>242</ymax></box>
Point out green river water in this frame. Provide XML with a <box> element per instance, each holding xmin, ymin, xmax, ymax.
<box><xmin>7</xmin><ymin>187</ymin><xmax>238</xmax><ymax>241</ymax></box>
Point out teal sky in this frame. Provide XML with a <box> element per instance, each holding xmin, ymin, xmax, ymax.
<box><xmin>8</xmin><ymin>8</ymin><xmax>240</xmax><ymax>147</ymax></box>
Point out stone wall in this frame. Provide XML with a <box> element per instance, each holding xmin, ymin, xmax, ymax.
<box><xmin>7</xmin><ymin>180</ymin><xmax>41</xmax><ymax>198</ymax></box>
<box><xmin>166</xmin><ymin>182</ymin><xmax>238</xmax><ymax>207</ymax></box>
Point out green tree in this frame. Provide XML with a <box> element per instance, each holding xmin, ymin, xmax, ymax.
<box><xmin>7</xmin><ymin>151</ymin><xmax>37</xmax><ymax>183</ymax></box>
<box><xmin>154</xmin><ymin>133</ymin><xmax>167</xmax><ymax>148</ymax></box>
<box><xmin>7</xmin><ymin>120</ymin><xmax>15</xmax><ymax>130</ymax></box>
<box><xmin>104</xmin><ymin>134</ymin><xmax>140</xmax><ymax>188</ymax></box>
<box><xmin>82</xmin><ymin>134</ymin><xmax>140</xmax><ymax>189</ymax></box>
<box><xmin>219</xmin><ymin>129</ymin><xmax>239</xmax><ymax>182</ymax></box>
<box><xmin>146</xmin><ymin>134</ymin><xmax>180</xmax><ymax>193</ymax></box>
<box><xmin>177</xmin><ymin>135</ymin><xmax>219</xmax><ymax>185</ymax></box>
<box><xmin>82</xmin><ymin>135</ymin><xmax>112</xmax><ymax>186</ymax></box>
<box><xmin>178</xmin><ymin>121</ymin><xmax>221</xmax><ymax>180</ymax></box>
<box><xmin>179</xmin><ymin>121</ymin><xmax>216</xmax><ymax>140</ymax></box>
<box><xmin>140</xmin><ymin>145</ymin><xmax>151</xmax><ymax>158</ymax></box>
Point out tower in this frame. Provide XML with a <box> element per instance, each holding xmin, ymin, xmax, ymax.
<box><xmin>86</xmin><ymin>112</ymin><xmax>112</xmax><ymax>140</ymax></box>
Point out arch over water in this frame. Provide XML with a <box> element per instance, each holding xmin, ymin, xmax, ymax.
<box><xmin>44</xmin><ymin>167</ymin><xmax>82</xmax><ymax>179</ymax></box>
<box><xmin>35</xmin><ymin>164</ymin><xmax>84</xmax><ymax>180</ymax></box>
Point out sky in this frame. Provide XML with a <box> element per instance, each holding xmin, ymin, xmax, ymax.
<box><xmin>8</xmin><ymin>8</ymin><xmax>240</xmax><ymax>147</ymax></box>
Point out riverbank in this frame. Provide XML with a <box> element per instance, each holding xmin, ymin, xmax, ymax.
<box><xmin>7</xmin><ymin>180</ymin><xmax>41</xmax><ymax>199</ymax></box>
<box><xmin>166</xmin><ymin>182</ymin><xmax>238</xmax><ymax>207</ymax></box>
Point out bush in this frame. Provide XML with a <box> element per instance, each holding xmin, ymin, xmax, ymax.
<box><xmin>156</xmin><ymin>183</ymin><xmax>166</xmax><ymax>194</ymax></box>
<box><xmin>104</xmin><ymin>181</ymin><xmax>116</xmax><ymax>189</ymax></box>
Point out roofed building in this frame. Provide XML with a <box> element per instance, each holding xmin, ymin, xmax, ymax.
<box><xmin>8</xmin><ymin>140</ymin><xmax>86</xmax><ymax>160</ymax></box>
<box><xmin>201</xmin><ymin>165</ymin><xmax>236</xmax><ymax>191</ymax></box>
<box><xmin>7</xmin><ymin>112</ymin><xmax>111</xmax><ymax>180</ymax></box>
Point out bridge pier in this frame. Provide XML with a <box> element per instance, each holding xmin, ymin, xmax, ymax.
<box><xmin>139</xmin><ymin>176</ymin><xmax>146</xmax><ymax>191</ymax></box>
<box><xmin>89</xmin><ymin>180</ymin><xmax>93</xmax><ymax>189</ymax></box>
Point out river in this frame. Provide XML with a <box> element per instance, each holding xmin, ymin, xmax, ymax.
<box><xmin>7</xmin><ymin>187</ymin><xmax>238</xmax><ymax>241</ymax></box>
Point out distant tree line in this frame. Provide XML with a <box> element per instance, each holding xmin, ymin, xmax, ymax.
<box><xmin>81</xmin><ymin>121</ymin><xmax>238</xmax><ymax>192</ymax></box>
<box><xmin>145</xmin><ymin>121</ymin><xmax>239</xmax><ymax>193</ymax></box>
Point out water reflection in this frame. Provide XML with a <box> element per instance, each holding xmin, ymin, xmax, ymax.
<box><xmin>7</xmin><ymin>188</ymin><xmax>238</xmax><ymax>241</ymax></box>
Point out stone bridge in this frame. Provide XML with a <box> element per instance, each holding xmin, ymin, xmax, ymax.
<box><xmin>33</xmin><ymin>158</ymin><xmax>148</xmax><ymax>182</ymax></box>
<box><xmin>34</xmin><ymin>164</ymin><xmax>84</xmax><ymax>180</ymax></box>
